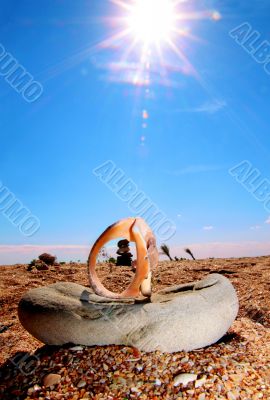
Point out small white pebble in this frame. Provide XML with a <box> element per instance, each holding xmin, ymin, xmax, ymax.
<box><xmin>195</xmin><ymin>375</ymin><xmax>206</xmax><ymax>388</ymax></box>
<box><xmin>131</xmin><ymin>387</ymin><xmax>140</xmax><ymax>393</ymax></box>
<box><xmin>198</xmin><ymin>394</ymin><xmax>206</xmax><ymax>400</ymax></box>
<box><xmin>77</xmin><ymin>380</ymin><xmax>86</xmax><ymax>388</ymax></box>
<box><xmin>70</xmin><ymin>346</ymin><xmax>83</xmax><ymax>351</ymax></box>
<box><xmin>180</xmin><ymin>356</ymin><xmax>189</xmax><ymax>363</ymax></box>
<box><xmin>173</xmin><ymin>373</ymin><xmax>197</xmax><ymax>387</ymax></box>
<box><xmin>227</xmin><ymin>391</ymin><xmax>237</xmax><ymax>400</ymax></box>
<box><xmin>155</xmin><ymin>378</ymin><xmax>162</xmax><ymax>386</ymax></box>
<box><xmin>116</xmin><ymin>377</ymin><xmax>127</xmax><ymax>386</ymax></box>
<box><xmin>43</xmin><ymin>373</ymin><xmax>61</xmax><ymax>387</ymax></box>
<box><xmin>216</xmin><ymin>383</ymin><xmax>223</xmax><ymax>392</ymax></box>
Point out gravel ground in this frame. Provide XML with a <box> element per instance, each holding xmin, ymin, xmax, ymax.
<box><xmin>0</xmin><ymin>257</ymin><xmax>269</xmax><ymax>399</ymax></box>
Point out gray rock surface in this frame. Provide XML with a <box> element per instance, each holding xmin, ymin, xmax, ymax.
<box><xmin>18</xmin><ymin>274</ymin><xmax>239</xmax><ymax>352</ymax></box>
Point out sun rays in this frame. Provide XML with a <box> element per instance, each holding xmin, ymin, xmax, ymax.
<box><xmin>94</xmin><ymin>0</ymin><xmax>222</xmax><ymax>87</ymax></box>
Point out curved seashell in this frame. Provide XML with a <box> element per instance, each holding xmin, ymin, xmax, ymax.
<box><xmin>87</xmin><ymin>217</ymin><xmax>158</xmax><ymax>299</ymax></box>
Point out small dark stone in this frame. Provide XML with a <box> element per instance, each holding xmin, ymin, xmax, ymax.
<box><xmin>116</xmin><ymin>254</ymin><xmax>133</xmax><ymax>267</ymax></box>
<box><xmin>116</xmin><ymin>240</ymin><xmax>133</xmax><ymax>267</ymax></box>
<box><xmin>0</xmin><ymin>324</ymin><xmax>12</xmax><ymax>333</ymax></box>
<box><xmin>35</xmin><ymin>261</ymin><xmax>49</xmax><ymax>271</ymax></box>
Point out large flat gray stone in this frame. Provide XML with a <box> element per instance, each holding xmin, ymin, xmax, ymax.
<box><xmin>18</xmin><ymin>274</ymin><xmax>238</xmax><ymax>352</ymax></box>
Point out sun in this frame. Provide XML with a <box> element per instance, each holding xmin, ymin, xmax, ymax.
<box><xmin>96</xmin><ymin>0</ymin><xmax>222</xmax><ymax>86</ymax></box>
<box><xmin>126</xmin><ymin>0</ymin><xmax>176</xmax><ymax>45</ymax></box>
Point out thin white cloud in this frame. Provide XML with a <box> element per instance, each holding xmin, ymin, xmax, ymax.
<box><xmin>250</xmin><ymin>225</ymin><xmax>261</xmax><ymax>230</ymax></box>
<box><xmin>166</xmin><ymin>164</ymin><xmax>222</xmax><ymax>176</ymax></box>
<box><xmin>0</xmin><ymin>245</ymin><xmax>89</xmax><ymax>253</ymax></box>
<box><xmin>1</xmin><ymin>240</ymin><xmax>270</xmax><ymax>265</ymax></box>
<box><xmin>95</xmin><ymin>60</ymin><xmax>184</xmax><ymax>88</ymax></box>
<box><xmin>0</xmin><ymin>245</ymin><xmax>90</xmax><ymax>265</ymax></box>
<box><xmin>169</xmin><ymin>241</ymin><xmax>270</xmax><ymax>259</ymax></box>
<box><xmin>265</xmin><ymin>217</ymin><xmax>270</xmax><ymax>224</ymax></box>
<box><xmin>175</xmin><ymin>99</ymin><xmax>227</xmax><ymax>114</ymax></box>
<box><xmin>203</xmin><ymin>226</ymin><xmax>214</xmax><ymax>231</ymax></box>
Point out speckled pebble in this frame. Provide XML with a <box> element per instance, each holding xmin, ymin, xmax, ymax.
<box><xmin>43</xmin><ymin>373</ymin><xmax>61</xmax><ymax>387</ymax></box>
<box><xmin>173</xmin><ymin>373</ymin><xmax>198</xmax><ymax>387</ymax></box>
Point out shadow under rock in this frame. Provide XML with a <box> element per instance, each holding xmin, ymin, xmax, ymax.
<box><xmin>0</xmin><ymin>344</ymin><xmax>73</xmax><ymax>400</ymax></box>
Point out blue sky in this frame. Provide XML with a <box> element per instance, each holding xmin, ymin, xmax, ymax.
<box><xmin>0</xmin><ymin>0</ymin><xmax>270</xmax><ymax>264</ymax></box>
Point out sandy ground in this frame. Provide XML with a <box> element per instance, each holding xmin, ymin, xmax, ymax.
<box><xmin>0</xmin><ymin>257</ymin><xmax>269</xmax><ymax>399</ymax></box>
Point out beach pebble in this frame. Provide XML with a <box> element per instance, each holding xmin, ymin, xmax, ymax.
<box><xmin>70</xmin><ymin>346</ymin><xmax>84</xmax><ymax>351</ymax></box>
<box><xmin>18</xmin><ymin>274</ymin><xmax>238</xmax><ymax>353</ymax></box>
<box><xmin>173</xmin><ymin>373</ymin><xmax>198</xmax><ymax>387</ymax></box>
<box><xmin>181</xmin><ymin>356</ymin><xmax>189</xmax><ymax>363</ymax></box>
<box><xmin>195</xmin><ymin>375</ymin><xmax>207</xmax><ymax>388</ymax></box>
<box><xmin>227</xmin><ymin>391</ymin><xmax>237</xmax><ymax>400</ymax></box>
<box><xmin>43</xmin><ymin>373</ymin><xmax>61</xmax><ymax>387</ymax></box>
<box><xmin>77</xmin><ymin>380</ymin><xmax>86</xmax><ymax>388</ymax></box>
<box><xmin>198</xmin><ymin>394</ymin><xmax>206</xmax><ymax>400</ymax></box>
<box><xmin>131</xmin><ymin>386</ymin><xmax>140</xmax><ymax>393</ymax></box>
